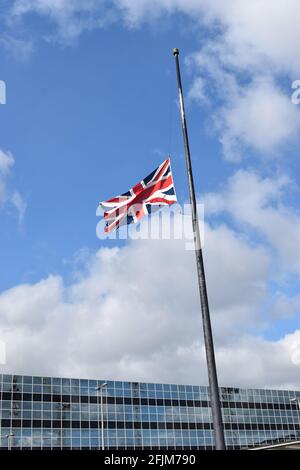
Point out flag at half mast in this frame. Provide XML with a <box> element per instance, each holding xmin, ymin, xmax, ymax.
<box><xmin>100</xmin><ymin>158</ymin><xmax>177</xmax><ymax>233</ymax></box>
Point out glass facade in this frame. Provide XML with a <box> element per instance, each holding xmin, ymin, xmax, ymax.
<box><xmin>0</xmin><ymin>373</ymin><xmax>300</xmax><ymax>449</ymax></box>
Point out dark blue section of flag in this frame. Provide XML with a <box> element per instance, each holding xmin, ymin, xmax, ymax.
<box><xmin>143</xmin><ymin>167</ymin><xmax>157</xmax><ymax>186</ymax></box>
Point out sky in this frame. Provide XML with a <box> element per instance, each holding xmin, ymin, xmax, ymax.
<box><xmin>1</xmin><ymin>0</ymin><xmax>300</xmax><ymax>389</ymax></box>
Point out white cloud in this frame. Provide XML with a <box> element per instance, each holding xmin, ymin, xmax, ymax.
<box><xmin>108</xmin><ymin>1</ymin><xmax>300</xmax><ymax>160</ymax></box>
<box><xmin>0</xmin><ymin>34</ymin><xmax>33</xmax><ymax>61</ymax></box>
<box><xmin>116</xmin><ymin>1</ymin><xmax>300</xmax><ymax>160</ymax></box>
<box><xmin>271</xmin><ymin>293</ymin><xmax>300</xmax><ymax>319</ymax></box>
<box><xmin>10</xmin><ymin>191</ymin><xmax>27</xmax><ymax>224</ymax></box>
<box><xmin>0</xmin><ymin>276</ymin><xmax>63</xmax><ymax>329</ymax></box>
<box><xmin>0</xmin><ymin>149</ymin><xmax>26</xmax><ymax>223</ymax></box>
<box><xmin>187</xmin><ymin>54</ymin><xmax>300</xmax><ymax>160</ymax></box>
<box><xmin>4</xmin><ymin>0</ymin><xmax>300</xmax><ymax>84</ymax></box>
<box><xmin>187</xmin><ymin>77</ymin><xmax>208</xmax><ymax>106</ymax></box>
<box><xmin>0</xmin><ymin>150</ymin><xmax>14</xmax><ymax>175</ymax></box>
<box><xmin>9</xmin><ymin>0</ymin><xmax>117</xmax><ymax>44</ymax></box>
<box><xmin>218</xmin><ymin>77</ymin><xmax>300</xmax><ymax>161</ymax></box>
<box><xmin>198</xmin><ymin>0</ymin><xmax>300</xmax><ymax>77</ymax></box>
<box><xmin>1</xmin><ymin>214</ymin><xmax>299</xmax><ymax>389</ymax></box>
<box><xmin>218</xmin><ymin>331</ymin><xmax>300</xmax><ymax>391</ymax></box>
<box><xmin>114</xmin><ymin>0</ymin><xmax>300</xmax><ymax>75</ymax></box>
<box><xmin>204</xmin><ymin>170</ymin><xmax>300</xmax><ymax>274</ymax></box>
<box><xmin>5</xmin><ymin>1</ymin><xmax>300</xmax><ymax>159</ymax></box>
<box><xmin>7</xmin><ymin>0</ymin><xmax>300</xmax><ymax>74</ymax></box>
<box><xmin>0</xmin><ymin>339</ymin><xmax>6</xmax><ymax>365</ymax></box>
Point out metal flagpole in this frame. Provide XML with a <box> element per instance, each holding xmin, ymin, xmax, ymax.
<box><xmin>172</xmin><ymin>48</ymin><xmax>225</xmax><ymax>450</ymax></box>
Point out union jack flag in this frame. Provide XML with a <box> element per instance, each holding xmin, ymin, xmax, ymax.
<box><xmin>100</xmin><ymin>158</ymin><xmax>177</xmax><ymax>233</ymax></box>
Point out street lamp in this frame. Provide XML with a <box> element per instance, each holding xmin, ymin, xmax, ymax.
<box><xmin>290</xmin><ymin>398</ymin><xmax>300</xmax><ymax>409</ymax></box>
<box><xmin>95</xmin><ymin>382</ymin><xmax>107</xmax><ymax>450</ymax></box>
<box><xmin>5</xmin><ymin>432</ymin><xmax>14</xmax><ymax>450</ymax></box>
<box><xmin>290</xmin><ymin>398</ymin><xmax>300</xmax><ymax>440</ymax></box>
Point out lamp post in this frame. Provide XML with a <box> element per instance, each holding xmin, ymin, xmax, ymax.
<box><xmin>290</xmin><ymin>397</ymin><xmax>300</xmax><ymax>409</ymax></box>
<box><xmin>290</xmin><ymin>398</ymin><xmax>300</xmax><ymax>440</ymax></box>
<box><xmin>96</xmin><ymin>382</ymin><xmax>107</xmax><ymax>450</ymax></box>
<box><xmin>60</xmin><ymin>403</ymin><xmax>70</xmax><ymax>448</ymax></box>
<box><xmin>1</xmin><ymin>432</ymin><xmax>14</xmax><ymax>450</ymax></box>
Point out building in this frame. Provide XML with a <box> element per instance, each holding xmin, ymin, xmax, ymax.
<box><xmin>0</xmin><ymin>373</ymin><xmax>300</xmax><ymax>450</ymax></box>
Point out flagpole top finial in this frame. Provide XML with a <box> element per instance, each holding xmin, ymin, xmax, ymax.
<box><xmin>173</xmin><ymin>48</ymin><xmax>179</xmax><ymax>56</ymax></box>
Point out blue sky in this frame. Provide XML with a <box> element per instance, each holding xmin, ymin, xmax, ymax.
<box><xmin>0</xmin><ymin>14</ymin><xmax>225</xmax><ymax>288</ymax></box>
<box><xmin>1</xmin><ymin>1</ymin><xmax>300</xmax><ymax>389</ymax></box>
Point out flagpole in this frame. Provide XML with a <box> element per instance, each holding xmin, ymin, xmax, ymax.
<box><xmin>172</xmin><ymin>48</ymin><xmax>225</xmax><ymax>450</ymax></box>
